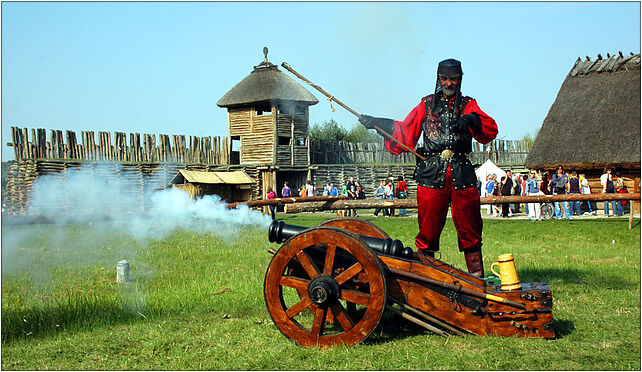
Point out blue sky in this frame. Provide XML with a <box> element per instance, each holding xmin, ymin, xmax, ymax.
<box><xmin>2</xmin><ymin>1</ymin><xmax>640</xmax><ymax>161</ymax></box>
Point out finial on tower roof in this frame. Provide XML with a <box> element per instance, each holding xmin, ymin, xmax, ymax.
<box><xmin>263</xmin><ymin>47</ymin><xmax>269</xmax><ymax>63</ymax></box>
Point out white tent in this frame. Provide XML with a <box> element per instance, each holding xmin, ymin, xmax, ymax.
<box><xmin>475</xmin><ymin>159</ymin><xmax>506</xmax><ymax>183</ymax></box>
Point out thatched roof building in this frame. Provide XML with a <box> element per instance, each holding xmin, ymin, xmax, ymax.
<box><xmin>170</xmin><ymin>169</ymin><xmax>255</xmax><ymax>201</ymax></box>
<box><xmin>217</xmin><ymin>52</ymin><xmax>318</xmax><ymax>109</ymax></box>
<box><xmin>525</xmin><ymin>52</ymin><xmax>640</xmax><ymax>174</ymax></box>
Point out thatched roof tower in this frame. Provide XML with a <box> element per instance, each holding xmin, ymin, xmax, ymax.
<box><xmin>217</xmin><ymin>55</ymin><xmax>318</xmax><ymax>109</ymax></box>
<box><xmin>216</xmin><ymin>48</ymin><xmax>320</xmax><ymax>198</ymax></box>
<box><xmin>216</xmin><ymin>48</ymin><xmax>318</xmax><ymax>168</ymax></box>
<box><xmin>525</xmin><ymin>52</ymin><xmax>640</xmax><ymax>173</ymax></box>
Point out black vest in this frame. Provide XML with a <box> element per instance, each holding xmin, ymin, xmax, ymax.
<box><xmin>413</xmin><ymin>94</ymin><xmax>477</xmax><ymax>190</ymax></box>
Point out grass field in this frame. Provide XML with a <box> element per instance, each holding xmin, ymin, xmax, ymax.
<box><xmin>2</xmin><ymin>214</ymin><xmax>640</xmax><ymax>370</ymax></box>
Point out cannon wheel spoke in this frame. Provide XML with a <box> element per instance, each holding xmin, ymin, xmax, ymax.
<box><xmin>330</xmin><ymin>302</ymin><xmax>354</xmax><ymax>331</ymax></box>
<box><xmin>264</xmin><ymin>226</ymin><xmax>387</xmax><ymax>348</ymax></box>
<box><xmin>280</xmin><ymin>276</ymin><xmax>309</xmax><ymax>291</ymax></box>
<box><xmin>286</xmin><ymin>297</ymin><xmax>312</xmax><ymax>318</ymax></box>
<box><xmin>335</xmin><ymin>262</ymin><xmax>363</xmax><ymax>285</ymax></box>
<box><xmin>323</xmin><ymin>244</ymin><xmax>337</xmax><ymax>275</ymax></box>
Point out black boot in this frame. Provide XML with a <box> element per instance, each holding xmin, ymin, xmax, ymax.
<box><xmin>464</xmin><ymin>248</ymin><xmax>484</xmax><ymax>278</ymax></box>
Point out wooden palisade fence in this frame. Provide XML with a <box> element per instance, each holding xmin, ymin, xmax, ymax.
<box><xmin>9</xmin><ymin>126</ymin><xmax>230</xmax><ymax>165</ymax></box>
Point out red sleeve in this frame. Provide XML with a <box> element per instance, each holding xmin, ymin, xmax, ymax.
<box><xmin>384</xmin><ymin>100</ymin><xmax>425</xmax><ymax>155</ymax></box>
<box><xmin>463</xmin><ymin>99</ymin><xmax>498</xmax><ymax>144</ymax></box>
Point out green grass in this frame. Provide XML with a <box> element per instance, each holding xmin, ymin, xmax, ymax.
<box><xmin>2</xmin><ymin>215</ymin><xmax>640</xmax><ymax>370</ymax></box>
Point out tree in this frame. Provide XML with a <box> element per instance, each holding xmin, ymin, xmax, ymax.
<box><xmin>310</xmin><ymin>119</ymin><xmax>382</xmax><ymax>145</ymax></box>
<box><xmin>309</xmin><ymin>119</ymin><xmax>347</xmax><ymax>143</ymax></box>
<box><xmin>344</xmin><ymin>124</ymin><xmax>382</xmax><ymax>144</ymax></box>
<box><xmin>520</xmin><ymin>129</ymin><xmax>539</xmax><ymax>150</ymax></box>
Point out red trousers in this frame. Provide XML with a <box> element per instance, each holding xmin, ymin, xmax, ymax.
<box><xmin>415</xmin><ymin>166</ymin><xmax>483</xmax><ymax>253</ymax></box>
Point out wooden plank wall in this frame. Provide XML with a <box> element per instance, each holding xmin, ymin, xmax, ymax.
<box><xmin>9</xmin><ymin>126</ymin><xmax>229</xmax><ymax>165</ymax></box>
<box><xmin>310</xmin><ymin>139</ymin><xmax>532</xmax><ymax>166</ymax></box>
<box><xmin>311</xmin><ymin>164</ymin><xmax>417</xmax><ymax>199</ymax></box>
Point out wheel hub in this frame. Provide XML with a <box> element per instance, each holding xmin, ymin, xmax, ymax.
<box><xmin>308</xmin><ymin>275</ymin><xmax>340</xmax><ymax>307</ymax></box>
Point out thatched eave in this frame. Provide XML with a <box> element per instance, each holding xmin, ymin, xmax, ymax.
<box><xmin>525</xmin><ymin>52</ymin><xmax>640</xmax><ymax>171</ymax></box>
<box><xmin>217</xmin><ymin>65</ymin><xmax>319</xmax><ymax>108</ymax></box>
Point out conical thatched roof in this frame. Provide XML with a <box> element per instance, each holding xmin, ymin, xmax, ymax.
<box><xmin>525</xmin><ymin>52</ymin><xmax>641</xmax><ymax>171</ymax></box>
<box><xmin>217</xmin><ymin>59</ymin><xmax>319</xmax><ymax>108</ymax></box>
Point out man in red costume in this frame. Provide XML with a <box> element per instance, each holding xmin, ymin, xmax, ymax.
<box><xmin>359</xmin><ymin>59</ymin><xmax>498</xmax><ymax>277</ymax></box>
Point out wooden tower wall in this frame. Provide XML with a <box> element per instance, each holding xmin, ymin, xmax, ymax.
<box><xmin>275</xmin><ymin>107</ymin><xmax>309</xmax><ymax>167</ymax></box>
<box><xmin>228</xmin><ymin>107</ymin><xmax>276</xmax><ymax>164</ymax></box>
<box><xmin>227</xmin><ymin>105</ymin><xmax>310</xmax><ymax>167</ymax></box>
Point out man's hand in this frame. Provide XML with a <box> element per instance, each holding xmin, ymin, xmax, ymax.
<box><xmin>359</xmin><ymin>115</ymin><xmax>395</xmax><ymax>135</ymax></box>
<box><xmin>453</xmin><ymin>113</ymin><xmax>482</xmax><ymax>133</ymax></box>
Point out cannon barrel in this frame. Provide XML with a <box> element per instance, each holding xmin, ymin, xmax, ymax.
<box><xmin>268</xmin><ymin>220</ymin><xmax>414</xmax><ymax>259</ymax></box>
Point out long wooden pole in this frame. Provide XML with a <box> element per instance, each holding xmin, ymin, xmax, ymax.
<box><xmin>280</xmin><ymin>62</ymin><xmax>426</xmax><ymax>161</ymax></box>
<box><xmin>284</xmin><ymin>193</ymin><xmax>642</xmax><ymax>212</ymax></box>
<box><xmin>226</xmin><ymin>195</ymin><xmax>348</xmax><ymax>209</ymax></box>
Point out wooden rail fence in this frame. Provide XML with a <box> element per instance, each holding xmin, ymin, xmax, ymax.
<box><xmin>8</xmin><ymin>126</ymin><xmax>230</xmax><ymax>165</ymax></box>
<box><xmin>310</xmin><ymin>139</ymin><xmax>531</xmax><ymax>166</ymax></box>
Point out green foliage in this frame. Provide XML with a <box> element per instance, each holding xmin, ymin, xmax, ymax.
<box><xmin>309</xmin><ymin>119</ymin><xmax>347</xmax><ymax>143</ymax></box>
<box><xmin>521</xmin><ymin>128</ymin><xmax>540</xmax><ymax>149</ymax></box>
<box><xmin>1</xmin><ymin>216</ymin><xmax>640</xmax><ymax>370</ymax></box>
<box><xmin>310</xmin><ymin>119</ymin><xmax>382</xmax><ymax>145</ymax></box>
<box><xmin>344</xmin><ymin>124</ymin><xmax>382</xmax><ymax>144</ymax></box>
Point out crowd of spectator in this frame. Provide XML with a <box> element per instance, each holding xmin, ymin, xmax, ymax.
<box><xmin>266</xmin><ymin>167</ymin><xmax>630</xmax><ymax>220</ymax></box>
<box><xmin>480</xmin><ymin>166</ymin><xmax>630</xmax><ymax>220</ymax></box>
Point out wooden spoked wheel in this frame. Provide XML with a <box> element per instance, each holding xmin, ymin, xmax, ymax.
<box><xmin>264</xmin><ymin>226</ymin><xmax>387</xmax><ymax>348</ymax></box>
<box><xmin>320</xmin><ymin>217</ymin><xmax>389</xmax><ymax>239</ymax></box>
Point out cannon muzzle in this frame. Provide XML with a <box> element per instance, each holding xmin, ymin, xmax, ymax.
<box><xmin>268</xmin><ymin>220</ymin><xmax>414</xmax><ymax>259</ymax></box>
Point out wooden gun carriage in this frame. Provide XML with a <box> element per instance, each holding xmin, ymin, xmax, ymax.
<box><xmin>264</xmin><ymin>218</ymin><xmax>555</xmax><ymax>348</ymax></box>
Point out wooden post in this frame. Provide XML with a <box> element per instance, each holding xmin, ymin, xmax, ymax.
<box><xmin>630</xmin><ymin>177</ymin><xmax>640</xmax><ymax>230</ymax></box>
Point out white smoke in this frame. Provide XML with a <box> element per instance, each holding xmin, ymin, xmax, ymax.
<box><xmin>1</xmin><ymin>163</ymin><xmax>272</xmax><ymax>281</ymax></box>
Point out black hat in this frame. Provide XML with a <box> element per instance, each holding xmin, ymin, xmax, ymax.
<box><xmin>437</xmin><ymin>58</ymin><xmax>463</xmax><ymax>78</ymax></box>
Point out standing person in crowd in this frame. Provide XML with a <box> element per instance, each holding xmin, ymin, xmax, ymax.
<box><xmin>492</xmin><ymin>176</ymin><xmax>502</xmax><ymax>217</ymax></box>
<box><xmin>579</xmin><ymin>173</ymin><xmax>595</xmax><ymax>215</ymax></box>
<box><xmin>346</xmin><ymin>176</ymin><xmax>357</xmax><ymax>216</ymax></box>
<box><xmin>551</xmin><ymin>166</ymin><xmax>571</xmax><ymax>219</ymax></box>
<box><xmin>329</xmin><ymin>182</ymin><xmax>338</xmax><ymax>196</ymax></box>
<box><xmin>322</xmin><ymin>181</ymin><xmax>331</xmax><ymax>196</ymax></box>
<box><xmin>265</xmin><ymin>186</ymin><xmax>277</xmax><ymax>220</ymax></box>
<box><xmin>384</xmin><ymin>178</ymin><xmax>395</xmax><ymax>217</ymax></box>
<box><xmin>526</xmin><ymin>169</ymin><xmax>541</xmax><ymax>220</ymax></box>
<box><xmin>540</xmin><ymin>172</ymin><xmax>551</xmax><ymax>195</ymax></box>
<box><xmin>520</xmin><ymin>174</ymin><xmax>529</xmax><ymax>215</ymax></box>
<box><xmin>567</xmin><ymin>171</ymin><xmax>581</xmax><ymax>216</ymax></box>
<box><xmin>356</xmin><ymin>181</ymin><xmax>366</xmax><ymax>200</ymax></box>
<box><xmin>299</xmin><ymin>184</ymin><xmax>307</xmax><ymax>197</ymax></box>
<box><xmin>476</xmin><ymin>176</ymin><xmax>482</xmax><ymax>195</ymax></box>
<box><xmin>601</xmin><ymin>168</ymin><xmax>616</xmax><ymax>217</ymax></box>
<box><xmin>281</xmin><ymin>182</ymin><xmax>291</xmax><ymax>198</ymax></box>
<box><xmin>615</xmin><ymin>171</ymin><xmax>626</xmax><ymax>216</ymax></box>
<box><xmin>511</xmin><ymin>172</ymin><xmax>521</xmax><ymax>214</ymax></box>
<box><xmin>305</xmin><ymin>180</ymin><xmax>316</xmax><ymax>198</ymax></box>
<box><xmin>396</xmin><ymin>175</ymin><xmax>408</xmax><ymax>216</ymax></box>
<box><xmin>500</xmin><ymin>171</ymin><xmax>513</xmax><ymax>218</ymax></box>
<box><xmin>373</xmin><ymin>180</ymin><xmax>388</xmax><ymax>217</ymax></box>
<box><xmin>484</xmin><ymin>174</ymin><xmax>495</xmax><ymax>215</ymax></box>
<box><xmin>358</xmin><ymin>58</ymin><xmax>498</xmax><ymax>277</ymax></box>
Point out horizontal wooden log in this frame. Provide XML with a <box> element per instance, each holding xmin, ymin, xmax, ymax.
<box><xmin>227</xmin><ymin>195</ymin><xmax>348</xmax><ymax>209</ymax></box>
<box><xmin>284</xmin><ymin>193</ymin><xmax>641</xmax><ymax>213</ymax></box>
<box><xmin>481</xmin><ymin>192</ymin><xmax>640</xmax><ymax>204</ymax></box>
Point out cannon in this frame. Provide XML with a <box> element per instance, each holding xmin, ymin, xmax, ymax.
<box><xmin>264</xmin><ymin>218</ymin><xmax>555</xmax><ymax>348</ymax></box>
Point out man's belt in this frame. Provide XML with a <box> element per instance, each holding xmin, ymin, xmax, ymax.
<box><xmin>422</xmin><ymin>149</ymin><xmax>468</xmax><ymax>159</ymax></box>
